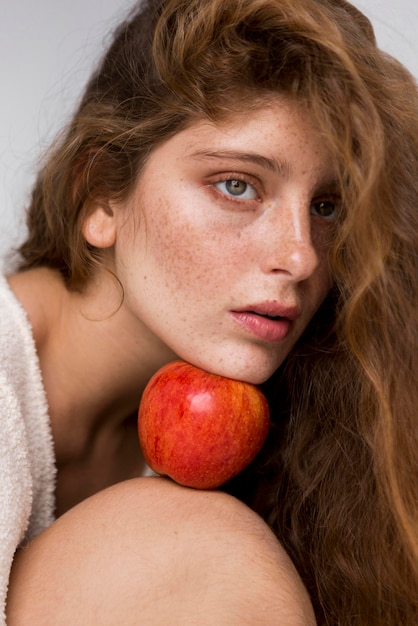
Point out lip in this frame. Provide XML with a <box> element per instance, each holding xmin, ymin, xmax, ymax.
<box><xmin>230</xmin><ymin>301</ymin><xmax>301</xmax><ymax>343</ymax></box>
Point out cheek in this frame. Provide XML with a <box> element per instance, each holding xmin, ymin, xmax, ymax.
<box><xmin>298</xmin><ymin>245</ymin><xmax>332</xmax><ymax>326</ymax></box>
<box><xmin>310</xmin><ymin>261</ymin><xmax>333</xmax><ymax>321</ymax></box>
<box><xmin>140</xmin><ymin>197</ymin><xmax>226</xmax><ymax>295</ymax></box>
<box><xmin>311</xmin><ymin>223</ymin><xmax>334</xmax><ymax>287</ymax></box>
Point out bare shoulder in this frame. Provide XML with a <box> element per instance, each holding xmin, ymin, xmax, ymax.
<box><xmin>6</xmin><ymin>268</ymin><xmax>65</xmax><ymax>344</ymax></box>
<box><xmin>7</xmin><ymin>477</ymin><xmax>316</xmax><ymax>625</ymax></box>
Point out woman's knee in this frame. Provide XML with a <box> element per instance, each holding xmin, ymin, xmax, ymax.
<box><xmin>7</xmin><ymin>477</ymin><xmax>315</xmax><ymax>625</ymax></box>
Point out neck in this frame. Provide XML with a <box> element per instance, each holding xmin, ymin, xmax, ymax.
<box><xmin>8</xmin><ymin>267</ymin><xmax>177</xmax><ymax>463</ymax></box>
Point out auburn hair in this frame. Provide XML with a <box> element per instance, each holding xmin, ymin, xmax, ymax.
<box><xmin>17</xmin><ymin>1</ymin><xmax>418</xmax><ymax>624</ymax></box>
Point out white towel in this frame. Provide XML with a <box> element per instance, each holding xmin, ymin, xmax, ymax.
<box><xmin>0</xmin><ymin>273</ymin><xmax>56</xmax><ymax>624</ymax></box>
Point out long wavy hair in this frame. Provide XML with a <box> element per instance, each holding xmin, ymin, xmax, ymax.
<box><xmin>17</xmin><ymin>0</ymin><xmax>418</xmax><ymax>623</ymax></box>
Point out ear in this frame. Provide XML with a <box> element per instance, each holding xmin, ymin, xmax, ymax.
<box><xmin>82</xmin><ymin>203</ymin><xmax>117</xmax><ymax>248</ymax></box>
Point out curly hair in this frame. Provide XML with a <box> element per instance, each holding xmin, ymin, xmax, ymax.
<box><xmin>17</xmin><ymin>1</ymin><xmax>418</xmax><ymax>623</ymax></box>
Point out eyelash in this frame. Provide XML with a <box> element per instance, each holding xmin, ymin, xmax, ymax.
<box><xmin>208</xmin><ymin>174</ymin><xmax>341</xmax><ymax>220</ymax></box>
<box><xmin>209</xmin><ymin>174</ymin><xmax>261</xmax><ymax>205</ymax></box>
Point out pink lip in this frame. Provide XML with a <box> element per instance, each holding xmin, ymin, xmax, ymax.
<box><xmin>230</xmin><ymin>302</ymin><xmax>301</xmax><ymax>343</ymax></box>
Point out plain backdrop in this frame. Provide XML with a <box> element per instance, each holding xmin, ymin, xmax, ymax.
<box><xmin>1</xmin><ymin>0</ymin><xmax>417</xmax><ymax>260</ymax></box>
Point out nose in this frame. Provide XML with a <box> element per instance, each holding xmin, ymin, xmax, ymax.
<box><xmin>260</xmin><ymin>202</ymin><xmax>320</xmax><ymax>282</ymax></box>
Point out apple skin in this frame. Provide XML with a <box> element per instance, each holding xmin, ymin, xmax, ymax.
<box><xmin>138</xmin><ymin>361</ymin><xmax>270</xmax><ymax>489</ymax></box>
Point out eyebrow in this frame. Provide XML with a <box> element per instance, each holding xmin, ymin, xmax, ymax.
<box><xmin>188</xmin><ymin>149</ymin><xmax>291</xmax><ymax>179</ymax></box>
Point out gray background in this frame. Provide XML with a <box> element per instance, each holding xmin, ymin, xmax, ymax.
<box><xmin>1</xmin><ymin>0</ymin><xmax>417</xmax><ymax>259</ymax></box>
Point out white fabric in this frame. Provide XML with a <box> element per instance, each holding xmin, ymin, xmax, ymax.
<box><xmin>0</xmin><ymin>273</ymin><xmax>56</xmax><ymax>624</ymax></box>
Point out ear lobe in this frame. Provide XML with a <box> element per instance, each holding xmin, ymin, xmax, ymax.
<box><xmin>83</xmin><ymin>204</ymin><xmax>117</xmax><ymax>248</ymax></box>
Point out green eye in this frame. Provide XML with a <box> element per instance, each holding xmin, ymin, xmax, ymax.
<box><xmin>226</xmin><ymin>180</ymin><xmax>247</xmax><ymax>195</ymax></box>
<box><xmin>215</xmin><ymin>179</ymin><xmax>257</xmax><ymax>200</ymax></box>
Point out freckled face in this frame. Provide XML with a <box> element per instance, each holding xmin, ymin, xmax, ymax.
<box><xmin>113</xmin><ymin>99</ymin><xmax>339</xmax><ymax>383</ymax></box>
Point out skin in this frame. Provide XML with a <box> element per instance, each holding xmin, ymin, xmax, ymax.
<box><xmin>7</xmin><ymin>478</ymin><xmax>317</xmax><ymax>626</ymax></box>
<box><xmin>8</xmin><ymin>97</ymin><xmax>338</xmax><ymax>513</ymax></box>
<box><xmin>107</xmin><ymin>99</ymin><xmax>338</xmax><ymax>384</ymax></box>
<box><xmin>6</xmin><ymin>97</ymin><xmax>336</xmax><ymax>622</ymax></box>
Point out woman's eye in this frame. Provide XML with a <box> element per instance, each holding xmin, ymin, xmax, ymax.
<box><xmin>310</xmin><ymin>199</ymin><xmax>340</xmax><ymax>220</ymax></box>
<box><xmin>214</xmin><ymin>179</ymin><xmax>258</xmax><ymax>200</ymax></box>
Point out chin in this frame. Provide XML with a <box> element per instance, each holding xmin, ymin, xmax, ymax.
<box><xmin>185</xmin><ymin>352</ymin><xmax>282</xmax><ymax>386</ymax></box>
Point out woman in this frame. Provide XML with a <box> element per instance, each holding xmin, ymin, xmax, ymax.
<box><xmin>2</xmin><ymin>0</ymin><xmax>417</xmax><ymax>624</ymax></box>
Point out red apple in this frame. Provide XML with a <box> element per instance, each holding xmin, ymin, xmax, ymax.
<box><xmin>138</xmin><ymin>360</ymin><xmax>270</xmax><ymax>489</ymax></box>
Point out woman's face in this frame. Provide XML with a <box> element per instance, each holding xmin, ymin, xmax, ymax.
<box><xmin>113</xmin><ymin>99</ymin><xmax>339</xmax><ymax>384</ymax></box>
